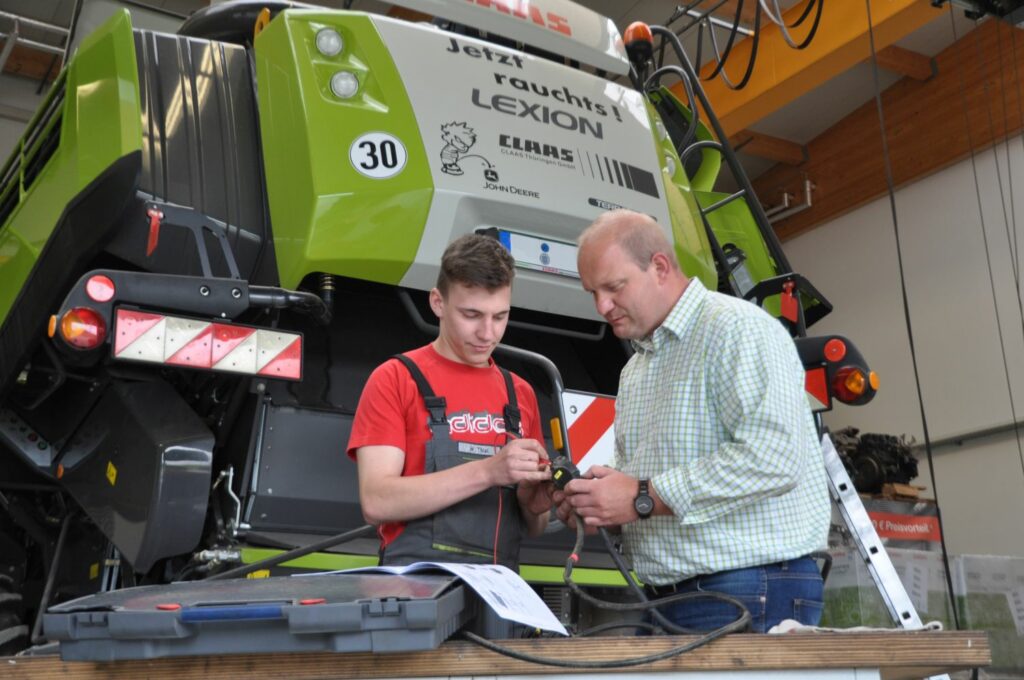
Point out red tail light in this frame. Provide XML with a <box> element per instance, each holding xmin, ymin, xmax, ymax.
<box><xmin>60</xmin><ymin>307</ymin><xmax>107</xmax><ymax>349</ymax></box>
<box><xmin>832</xmin><ymin>366</ymin><xmax>868</xmax><ymax>404</ymax></box>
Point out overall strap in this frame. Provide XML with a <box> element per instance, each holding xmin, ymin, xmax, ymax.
<box><xmin>391</xmin><ymin>355</ymin><xmax>447</xmax><ymax>426</ymax></box>
<box><xmin>498</xmin><ymin>367</ymin><xmax>522</xmax><ymax>439</ymax></box>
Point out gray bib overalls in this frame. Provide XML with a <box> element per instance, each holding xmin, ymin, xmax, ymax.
<box><xmin>381</xmin><ymin>354</ymin><xmax>526</xmax><ymax>570</ymax></box>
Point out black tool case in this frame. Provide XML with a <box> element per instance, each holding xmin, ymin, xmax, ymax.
<box><xmin>43</xmin><ymin>572</ymin><xmax>470</xmax><ymax>661</ymax></box>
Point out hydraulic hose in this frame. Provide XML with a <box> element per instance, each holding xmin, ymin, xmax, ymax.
<box><xmin>248</xmin><ymin>285</ymin><xmax>332</xmax><ymax>325</ymax></box>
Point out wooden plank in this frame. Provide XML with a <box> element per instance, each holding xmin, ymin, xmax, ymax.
<box><xmin>0</xmin><ymin>631</ymin><xmax>990</xmax><ymax>679</ymax></box>
<box><xmin>731</xmin><ymin>129</ymin><xmax>807</xmax><ymax>165</ymax></box>
<box><xmin>753</xmin><ymin>18</ymin><xmax>1024</xmax><ymax>240</ymax></box>
<box><xmin>1</xmin><ymin>42</ymin><xmax>59</xmax><ymax>81</ymax></box>
<box><xmin>874</xmin><ymin>45</ymin><xmax>935</xmax><ymax>82</ymax></box>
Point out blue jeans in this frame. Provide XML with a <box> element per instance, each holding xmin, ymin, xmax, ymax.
<box><xmin>645</xmin><ymin>557</ymin><xmax>824</xmax><ymax>634</ymax></box>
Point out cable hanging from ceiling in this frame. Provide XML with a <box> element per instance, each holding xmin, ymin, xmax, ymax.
<box><xmin>661</xmin><ymin>0</ymin><xmax>825</xmax><ymax>90</ymax></box>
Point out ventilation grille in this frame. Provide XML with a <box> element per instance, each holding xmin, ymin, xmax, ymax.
<box><xmin>0</xmin><ymin>71</ymin><xmax>66</xmax><ymax>229</ymax></box>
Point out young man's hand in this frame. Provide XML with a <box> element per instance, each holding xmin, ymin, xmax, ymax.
<box><xmin>517</xmin><ymin>478</ymin><xmax>554</xmax><ymax>516</ymax></box>
<box><xmin>488</xmin><ymin>438</ymin><xmax>551</xmax><ymax>487</ymax></box>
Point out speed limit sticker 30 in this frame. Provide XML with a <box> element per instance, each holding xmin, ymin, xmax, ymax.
<box><xmin>350</xmin><ymin>132</ymin><xmax>408</xmax><ymax>179</ymax></box>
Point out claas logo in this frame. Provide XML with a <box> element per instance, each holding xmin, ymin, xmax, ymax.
<box><xmin>466</xmin><ymin>0</ymin><xmax>571</xmax><ymax>37</ymax></box>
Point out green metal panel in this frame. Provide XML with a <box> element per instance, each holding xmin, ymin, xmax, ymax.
<box><xmin>649</xmin><ymin>87</ymin><xmax>720</xmax><ymax>193</ymax></box>
<box><xmin>0</xmin><ymin>10</ymin><xmax>142</xmax><ymax>324</ymax></box>
<box><xmin>239</xmin><ymin>547</ymin><xmax>630</xmax><ymax>586</ymax></box>
<box><xmin>644</xmin><ymin>101</ymin><xmax>717</xmax><ymax>291</ymax></box>
<box><xmin>696</xmin><ymin>189</ymin><xmax>782</xmax><ymax>316</ymax></box>
<box><xmin>254</xmin><ymin>11</ymin><xmax>433</xmax><ymax>289</ymax></box>
<box><xmin>241</xmin><ymin>547</ymin><xmax>378</xmax><ymax>572</ymax></box>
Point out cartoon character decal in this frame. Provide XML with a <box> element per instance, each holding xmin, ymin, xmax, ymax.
<box><xmin>440</xmin><ymin>122</ymin><xmax>477</xmax><ymax>176</ymax></box>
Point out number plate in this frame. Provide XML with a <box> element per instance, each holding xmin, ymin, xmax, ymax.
<box><xmin>497</xmin><ymin>230</ymin><xmax>578</xmax><ymax>279</ymax></box>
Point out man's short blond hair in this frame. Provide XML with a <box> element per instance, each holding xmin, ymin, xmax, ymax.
<box><xmin>579</xmin><ymin>210</ymin><xmax>679</xmax><ymax>270</ymax></box>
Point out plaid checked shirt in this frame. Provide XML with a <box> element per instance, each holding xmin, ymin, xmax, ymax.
<box><xmin>615</xmin><ymin>278</ymin><xmax>829</xmax><ymax>585</ymax></box>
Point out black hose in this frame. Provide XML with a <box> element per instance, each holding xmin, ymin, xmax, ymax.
<box><xmin>205</xmin><ymin>524</ymin><xmax>375</xmax><ymax>581</ymax></box>
<box><xmin>248</xmin><ymin>286</ymin><xmax>332</xmax><ymax>325</ymax></box>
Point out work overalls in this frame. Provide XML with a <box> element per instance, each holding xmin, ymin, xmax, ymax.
<box><xmin>380</xmin><ymin>355</ymin><xmax>525</xmax><ymax>570</ymax></box>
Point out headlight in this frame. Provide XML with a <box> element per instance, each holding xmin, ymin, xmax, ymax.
<box><xmin>330</xmin><ymin>71</ymin><xmax>359</xmax><ymax>99</ymax></box>
<box><xmin>316</xmin><ymin>28</ymin><xmax>343</xmax><ymax>57</ymax></box>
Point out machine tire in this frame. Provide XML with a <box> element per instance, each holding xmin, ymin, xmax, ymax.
<box><xmin>0</xmin><ymin>575</ymin><xmax>28</xmax><ymax>655</ymax></box>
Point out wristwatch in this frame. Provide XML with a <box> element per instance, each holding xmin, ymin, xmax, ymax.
<box><xmin>634</xmin><ymin>479</ymin><xmax>654</xmax><ymax>519</ymax></box>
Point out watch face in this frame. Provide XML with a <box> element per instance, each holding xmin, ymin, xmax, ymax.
<box><xmin>635</xmin><ymin>495</ymin><xmax>654</xmax><ymax>517</ymax></box>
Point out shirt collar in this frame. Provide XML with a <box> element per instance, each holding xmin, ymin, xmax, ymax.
<box><xmin>630</xmin><ymin>278</ymin><xmax>707</xmax><ymax>354</ymax></box>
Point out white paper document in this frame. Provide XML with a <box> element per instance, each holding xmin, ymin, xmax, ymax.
<box><xmin>334</xmin><ymin>561</ymin><xmax>568</xmax><ymax>636</ymax></box>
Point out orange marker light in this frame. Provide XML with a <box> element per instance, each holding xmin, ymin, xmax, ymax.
<box><xmin>869</xmin><ymin>371</ymin><xmax>880</xmax><ymax>391</ymax></box>
<box><xmin>549</xmin><ymin>417</ymin><xmax>564</xmax><ymax>452</ymax></box>
<box><xmin>832</xmin><ymin>366</ymin><xmax>867</xmax><ymax>403</ymax></box>
<box><xmin>60</xmin><ymin>307</ymin><xmax>107</xmax><ymax>349</ymax></box>
<box><xmin>623</xmin><ymin>21</ymin><xmax>654</xmax><ymax>65</ymax></box>
<box><xmin>48</xmin><ymin>315</ymin><xmax>57</xmax><ymax>338</ymax></box>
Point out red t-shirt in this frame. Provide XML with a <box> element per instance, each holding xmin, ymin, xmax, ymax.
<box><xmin>347</xmin><ymin>344</ymin><xmax>544</xmax><ymax>547</ymax></box>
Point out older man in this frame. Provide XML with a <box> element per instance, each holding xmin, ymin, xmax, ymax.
<box><xmin>557</xmin><ymin>209</ymin><xmax>829</xmax><ymax>633</ymax></box>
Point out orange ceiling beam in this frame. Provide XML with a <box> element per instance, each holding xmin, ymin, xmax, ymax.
<box><xmin>752</xmin><ymin>17</ymin><xmax>1023</xmax><ymax>241</ymax></box>
<box><xmin>685</xmin><ymin>0</ymin><xmax>943</xmax><ymax>136</ymax></box>
<box><xmin>873</xmin><ymin>44</ymin><xmax>935</xmax><ymax>81</ymax></box>
<box><xmin>729</xmin><ymin>129</ymin><xmax>806</xmax><ymax>165</ymax></box>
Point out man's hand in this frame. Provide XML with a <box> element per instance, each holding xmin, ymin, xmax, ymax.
<box><xmin>553</xmin><ymin>488</ymin><xmax>591</xmax><ymax>533</ymax></box>
<box><xmin>517</xmin><ymin>479</ymin><xmax>553</xmax><ymax>516</ymax></box>
<box><xmin>487</xmin><ymin>438</ymin><xmax>551</xmax><ymax>487</ymax></box>
<box><xmin>561</xmin><ymin>465</ymin><xmax>639</xmax><ymax>527</ymax></box>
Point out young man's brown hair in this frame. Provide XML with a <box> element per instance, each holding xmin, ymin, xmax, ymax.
<box><xmin>436</xmin><ymin>234</ymin><xmax>516</xmax><ymax>296</ymax></box>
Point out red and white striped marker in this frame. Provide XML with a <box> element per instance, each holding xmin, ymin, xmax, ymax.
<box><xmin>561</xmin><ymin>390</ymin><xmax>616</xmax><ymax>471</ymax></box>
<box><xmin>804</xmin><ymin>366</ymin><xmax>830</xmax><ymax>412</ymax></box>
<box><xmin>113</xmin><ymin>309</ymin><xmax>302</xmax><ymax>380</ymax></box>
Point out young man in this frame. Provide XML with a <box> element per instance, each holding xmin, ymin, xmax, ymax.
<box><xmin>348</xmin><ymin>234</ymin><xmax>552</xmax><ymax>569</ymax></box>
<box><xmin>555</xmin><ymin>209</ymin><xmax>829</xmax><ymax>633</ymax></box>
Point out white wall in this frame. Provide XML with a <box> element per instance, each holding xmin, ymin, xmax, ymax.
<box><xmin>786</xmin><ymin>136</ymin><xmax>1024</xmax><ymax>557</ymax></box>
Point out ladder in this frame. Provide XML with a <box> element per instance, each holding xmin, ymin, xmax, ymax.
<box><xmin>822</xmin><ymin>434</ymin><xmax>950</xmax><ymax>680</ymax></box>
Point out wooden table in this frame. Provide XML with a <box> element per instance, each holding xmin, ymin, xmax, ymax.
<box><xmin>1</xmin><ymin>631</ymin><xmax>990</xmax><ymax>680</ymax></box>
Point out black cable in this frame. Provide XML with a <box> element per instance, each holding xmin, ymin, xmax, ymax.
<box><xmin>577</xmin><ymin>620</ymin><xmax>660</xmax><ymax>636</ymax></box>
<box><xmin>950</xmin><ymin>11</ymin><xmax>1024</xmax><ymax>519</ymax></box>
<box><xmin>864</xmin><ymin>0</ymin><xmax>961</xmax><ymax>629</ymax></box>
<box><xmin>462</xmin><ymin>513</ymin><xmax>750</xmax><ymax>668</ymax></box>
<box><xmin>667</xmin><ymin>0</ymin><xmax>708</xmax><ymax>32</ymax></box>
<box><xmin>790</xmin><ymin>0</ymin><xmax>825</xmax><ymax>51</ymax></box>
<box><xmin>673</xmin><ymin>0</ymin><xmax>729</xmax><ymax>39</ymax></box>
<box><xmin>461</xmin><ymin>624</ymin><xmax>736</xmax><ymax>669</ymax></box>
<box><xmin>645</xmin><ymin>65</ymin><xmax>701</xmax><ymax>150</ymax></box>
<box><xmin>702</xmin><ymin>0</ymin><xmax>745</xmax><ymax>81</ymax></box>
<box><xmin>761</xmin><ymin>0</ymin><xmax>823</xmax><ymax>49</ymax></box>
<box><xmin>1008</xmin><ymin>20</ymin><xmax>1024</xmax><ymax>281</ymax></box>
<box><xmin>991</xmin><ymin>21</ymin><xmax>1020</xmax><ymax>286</ymax></box>
<box><xmin>704</xmin><ymin>1</ymin><xmax>762</xmax><ymax>90</ymax></box>
<box><xmin>974</xmin><ymin>19</ymin><xmax>1020</xmax><ymax>293</ymax></box>
<box><xmin>561</xmin><ymin>509</ymin><xmax>751</xmax><ymax>633</ymax></box>
<box><xmin>784</xmin><ymin>0</ymin><xmax>819</xmax><ymax>29</ymax></box>
<box><xmin>205</xmin><ymin>524</ymin><xmax>375</xmax><ymax>580</ymax></box>
<box><xmin>977</xmin><ymin>18</ymin><xmax>1024</xmax><ymax>383</ymax></box>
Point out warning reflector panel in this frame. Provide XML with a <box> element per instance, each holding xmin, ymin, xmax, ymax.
<box><xmin>805</xmin><ymin>366</ymin><xmax>830</xmax><ymax>412</ymax></box>
<box><xmin>561</xmin><ymin>390</ymin><xmax>616</xmax><ymax>471</ymax></box>
<box><xmin>113</xmin><ymin>308</ymin><xmax>302</xmax><ymax>381</ymax></box>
